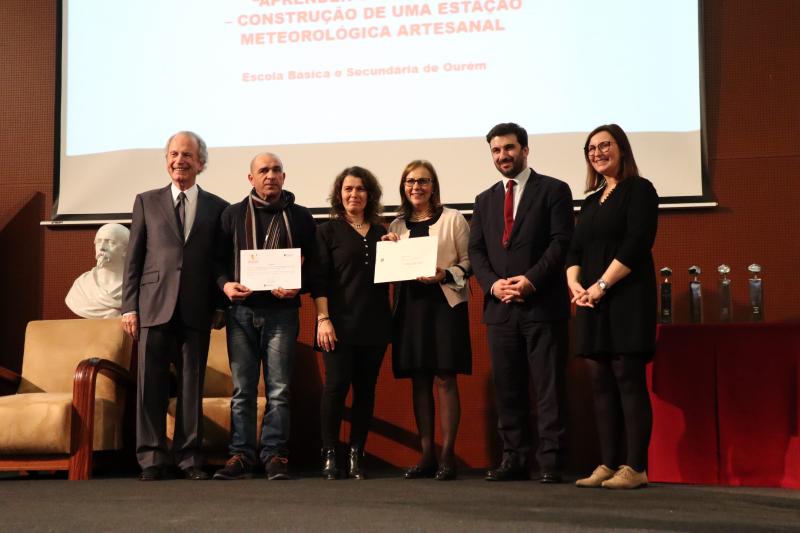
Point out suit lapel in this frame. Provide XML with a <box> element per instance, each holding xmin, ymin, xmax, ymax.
<box><xmin>158</xmin><ymin>185</ymin><xmax>184</xmax><ymax>244</ymax></box>
<box><xmin>510</xmin><ymin>171</ymin><xmax>540</xmax><ymax>241</ymax></box>
<box><xmin>490</xmin><ymin>181</ymin><xmax>506</xmax><ymax>239</ymax></box>
<box><xmin>186</xmin><ymin>186</ymin><xmax>208</xmax><ymax>246</ymax></box>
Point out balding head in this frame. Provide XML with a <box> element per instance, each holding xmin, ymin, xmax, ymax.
<box><xmin>248</xmin><ymin>152</ymin><xmax>286</xmax><ymax>202</ymax></box>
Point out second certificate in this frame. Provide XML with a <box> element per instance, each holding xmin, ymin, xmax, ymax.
<box><xmin>374</xmin><ymin>236</ymin><xmax>438</xmax><ymax>283</ymax></box>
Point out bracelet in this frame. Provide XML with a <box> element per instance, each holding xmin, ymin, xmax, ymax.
<box><xmin>317</xmin><ymin>316</ymin><xmax>331</xmax><ymax>324</ymax></box>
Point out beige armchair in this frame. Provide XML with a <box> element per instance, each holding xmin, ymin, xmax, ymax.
<box><xmin>166</xmin><ymin>327</ymin><xmax>264</xmax><ymax>461</ymax></box>
<box><xmin>0</xmin><ymin>319</ymin><xmax>133</xmax><ymax>479</ymax></box>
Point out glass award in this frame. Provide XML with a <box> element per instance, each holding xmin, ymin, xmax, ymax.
<box><xmin>659</xmin><ymin>267</ymin><xmax>673</xmax><ymax>324</ymax></box>
<box><xmin>717</xmin><ymin>264</ymin><xmax>732</xmax><ymax>322</ymax></box>
<box><xmin>748</xmin><ymin>264</ymin><xmax>763</xmax><ymax>322</ymax></box>
<box><xmin>688</xmin><ymin>266</ymin><xmax>703</xmax><ymax>323</ymax></box>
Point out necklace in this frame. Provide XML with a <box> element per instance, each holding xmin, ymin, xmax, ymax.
<box><xmin>351</xmin><ymin>222</ymin><xmax>364</xmax><ymax>229</ymax></box>
<box><xmin>410</xmin><ymin>209</ymin><xmax>433</xmax><ymax>222</ymax></box>
<box><xmin>599</xmin><ymin>183</ymin><xmax>617</xmax><ymax>205</ymax></box>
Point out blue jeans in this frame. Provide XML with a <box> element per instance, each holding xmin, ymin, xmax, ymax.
<box><xmin>226</xmin><ymin>304</ymin><xmax>298</xmax><ymax>463</ymax></box>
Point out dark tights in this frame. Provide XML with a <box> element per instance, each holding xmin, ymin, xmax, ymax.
<box><xmin>411</xmin><ymin>372</ymin><xmax>460</xmax><ymax>467</ymax></box>
<box><xmin>587</xmin><ymin>356</ymin><xmax>652</xmax><ymax>472</ymax></box>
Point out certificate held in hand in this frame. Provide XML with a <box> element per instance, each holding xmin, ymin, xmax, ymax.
<box><xmin>240</xmin><ymin>248</ymin><xmax>302</xmax><ymax>291</ymax></box>
<box><xmin>374</xmin><ymin>236</ymin><xmax>438</xmax><ymax>283</ymax></box>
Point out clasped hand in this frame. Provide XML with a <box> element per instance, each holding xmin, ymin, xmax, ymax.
<box><xmin>494</xmin><ymin>275</ymin><xmax>533</xmax><ymax>304</ymax></box>
<box><xmin>570</xmin><ymin>281</ymin><xmax>604</xmax><ymax>308</ymax></box>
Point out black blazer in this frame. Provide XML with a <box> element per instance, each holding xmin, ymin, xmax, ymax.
<box><xmin>468</xmin><ymin>171</ymin><xmax>574</xmax><ymax>325</ymax></box>
<box><xmin>122</xmin><ymin>185</ymin><xmax>228</xmax><ymax>330</ymax></box>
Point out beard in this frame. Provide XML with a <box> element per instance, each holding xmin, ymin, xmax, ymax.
<box><xmin>496</xmin><ymin>157</ymin><xmax>524</xmax><ymax>178</ymax></box>
<box><xmin>95</xmin><ymin>251</ymin><xmax>111</xmax><ymax>269</ymax></box>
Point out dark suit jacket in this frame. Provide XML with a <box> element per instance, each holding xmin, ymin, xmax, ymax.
<box><xmin>122</xmin><ymin>185</ymin><xmax>229</xmax><ymax>330</ymax></box>
<box><xmin>468</xmin><ymin>170</ymin><xmax>574</xmax><ymax>325</ymax></box>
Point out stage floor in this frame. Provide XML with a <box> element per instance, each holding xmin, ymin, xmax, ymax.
<box><xmin>1</xmin><ymin>469</ymin><xmax>798</xmax><ymax>532</ymax></box>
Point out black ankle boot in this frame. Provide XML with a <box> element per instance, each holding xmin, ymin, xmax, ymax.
<box><xmin>321</xmin><ymin>447</ymin><xmax>339</xmax><ymax>480</ymax></box>
<box><xmin>348</xmin><ymin>447</ymin><xmax>366</xmax><ymax>480</ymax></box>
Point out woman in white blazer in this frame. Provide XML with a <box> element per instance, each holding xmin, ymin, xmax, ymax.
<box><xmin>384</xmin><ymin>160</ymin><xmax>472</xmax><ymax>481</ymax></box>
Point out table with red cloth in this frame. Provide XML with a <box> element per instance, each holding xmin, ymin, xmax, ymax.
<box><xmin>648</xmin><ymin>322</ymin><xmax>800</xmax><ymax>488</ymax></box>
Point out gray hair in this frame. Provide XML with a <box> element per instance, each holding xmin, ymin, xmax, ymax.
<box><xmin>165</xmin><ymin>130</ymin><xmax>208</xmax><ymax>168</ymax></box>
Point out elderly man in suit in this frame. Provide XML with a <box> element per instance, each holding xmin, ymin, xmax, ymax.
<box><xmin>468</xmin><ymin>122</ymin><xmax>573</xmax><ymax>483</ymax></box>
<box><xmin>122</xmin><ymin>131</ymin><xmax>228</xmax><ymax>481</ymax></box>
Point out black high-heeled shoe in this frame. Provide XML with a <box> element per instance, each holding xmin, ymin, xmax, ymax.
<box><xmin>348</xmin><ymin>447</ymin><xmax>366</xmax><ymax>480</ymax></box>
<box><xmin>434</xmin><ymin>463</ymin><xmax>457</xmax><ymax>481</ymax></box>
<box><xmin>321</xmin><ymin>447</ymin><xmax>339</xmax><ymax>480</ymax></box>
<box><xmin>403</xmin><ymin>463</ymin><xmax>438</xmax><ymax>479</ymax></box>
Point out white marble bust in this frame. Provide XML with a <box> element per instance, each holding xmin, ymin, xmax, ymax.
<box><xmin>65</xmin><ymin>223</ymin><xmax>130</xmax><ymax>319</ymax></box>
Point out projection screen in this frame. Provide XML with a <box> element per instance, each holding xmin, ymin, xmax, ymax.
<box><xmin>54</xmin><ymin>0</ymin><xmax>708</xmax><ymax>222</ymax></box>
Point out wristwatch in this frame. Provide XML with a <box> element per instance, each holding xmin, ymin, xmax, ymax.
<box><xmin>597</xmin><ymin>279</ymin><xmax>608</xmax><ymax>292</ymax></box>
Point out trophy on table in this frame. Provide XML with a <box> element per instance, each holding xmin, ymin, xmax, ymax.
<box><xmin>748</xmin><ymin>263</ymin><xmax>763</xmax><ymax>322</ymax></box>
<box><xmin>688</xmin><ymin>266</ymin><xmax>703</xmax><ymax>323</ymax></box>
<box><xmin>717</xmin><ymin>264</ymin><xmax>732</xmax><ymax>322</ymax></box>
<box><xmin>659</xmin><ymin>267</ymin><xmax>673</xmax><ymax>324</ymax></box>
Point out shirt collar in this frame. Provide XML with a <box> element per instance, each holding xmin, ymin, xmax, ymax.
<box><xmin>501</xmin><ymin>167</ymin><xmax>531</xmax><ymax>190</ymax></box>
<box><xmin>171</xmin><ymin>183</ymin><xmax>199</xmax><ymax>203</ymax></box>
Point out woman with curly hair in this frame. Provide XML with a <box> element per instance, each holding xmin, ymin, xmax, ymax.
<box><xmin>310</xmin><ymin>166</ymin><xmax>391</xmax><ymax>480</ymax></box>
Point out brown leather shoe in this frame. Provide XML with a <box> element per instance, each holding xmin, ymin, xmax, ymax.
<box><xmin>575</xmin><ymin>464</ymin><xmax>616</xmax><ymax>488</ymax></box>
<box><xmin>601</xmin><ymin>465</ymin><xmax>648</xmax><ymax>489</ymax></box>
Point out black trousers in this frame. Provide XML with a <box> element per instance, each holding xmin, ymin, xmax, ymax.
<box><xmin>320</xmin><ymin>343</ymin><xmax>386</xmax><ymax>449</ymax></box>
<box><xmin>136</xmin><ymin>314</ymin><xmax>210</xmax><ymax>470</ymax></box>
<box><xmin>487</xmin><ymin>312</ymin><xmax>568</xmax><ymax>471</ymax></box>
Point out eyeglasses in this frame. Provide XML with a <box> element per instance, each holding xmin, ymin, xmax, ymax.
<box><xmin>585</xmin><ymin>140</ymin><xmax>615</xmax><ymax>156</ymax></box>
<box><xmin>404</xmin><ymin>177</ymin><xmax>433</xmax><ymax>186</ymax></box>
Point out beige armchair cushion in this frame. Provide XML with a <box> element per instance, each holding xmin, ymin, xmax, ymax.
<box><xmin>0</xmin><ymin>318</ymin><xmax>131</xmax><ymax>456</ymax></box>
<box><xmin>0</xmin><ymin>393</ymin><xmax>123</xmax><ymax>453</ymax></box>
<box><xmin>203</xmin><ymin>328</ymin><xmax>234</xmax><ymax>397</ymax></box>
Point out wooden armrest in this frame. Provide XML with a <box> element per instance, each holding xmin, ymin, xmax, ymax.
<box><xmin>0</xmin><ymin>365</ymin><xmax>21</xmax><ymax>390</ymax></box>
<box><xmin>68</xmin><ymin>357</ymin><xmax>133</xmax><ymax>480</ymax></box>
<box><xmin>74</xmin><ymin>357</ymin><xmax>133</xmax><ymax>390</ymax></box>
<box><xmin>71</xmin><ymin>357</ymin><xmax>133</xmax><ymax>429</ymax></box>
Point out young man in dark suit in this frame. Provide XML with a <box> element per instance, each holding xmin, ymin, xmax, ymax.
<box><xmin>468</xmin><ymin>123</ymin><xmax>574</xmax><ymax>483</ymax></box>
<box><xmin>122</xmin><ymin>131</ymin><xmax>228</xmax><ymax>481</ymax></box>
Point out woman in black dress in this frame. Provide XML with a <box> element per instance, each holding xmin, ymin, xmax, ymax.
<box><xmin>385</xmin><ymin>160</ymin><xmax>472</xmax><ymax>481</ymax></box>
<box><xmin>311</xmin><ymin>166</ymin><xmax>391</xmax><ymax>480</ymax></box>
<box><xmin>566</xmin><ymin>124</ymin><xmax>658</xmax><ymax>490</ymax></box>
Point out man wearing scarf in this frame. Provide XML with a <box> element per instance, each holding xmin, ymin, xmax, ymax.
<box><xmin>213</xmin><ymin>153</ymin><xmax>316</xmax><ymax>480</ymax></box>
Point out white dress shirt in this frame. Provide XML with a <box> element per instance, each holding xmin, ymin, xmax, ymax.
<box><xmin>171</xmin><ymin>183</ymin><xmax>198</xmax><ymax>241</ymax></box>
<box><xmin>501</xmin><ymin>167</ymin><xmax>531</xmax><ymax>218</ymax></box>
